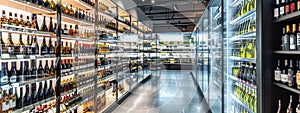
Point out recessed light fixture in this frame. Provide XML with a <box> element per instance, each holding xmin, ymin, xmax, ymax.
<box><xmin>151</xmin><ymin>0</ymin><xmax>155</xmax><ymax>4</ymax></box>
<box><xmin>142</xmin><ymin>0</ymin><xmax>145</xmax><ymax>2</ymax></box>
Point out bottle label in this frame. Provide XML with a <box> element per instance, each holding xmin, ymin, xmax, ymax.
<box><xmin>284</xmin><ymin>35</ymin><xmax>289</xmax><ymax>50</ymax></box>
<box><xmin>9</xmin><ymin>76</ymin><xmax>17</xmax><ymax>83</ymax></box>
<box><xmin>285</xmin><ymin>5</ymin><xmax>290</xmax><ymax>13</ymax></box>
<box><xmin>274</xmin><ymin>8</ymin><xmax>279</xmax><ymax>18</ymax></box>
<box><xmin>297</xmin><ymin>33</ymin><xmax>300</xmax><ymax>46</ymax></box>
<box><xmin>9</xmin><ymin>98</ymin><xmax>16</xmax><ymax>109</ymax></box>
<box><xmin>275</xmin><ymin>70</ymin><xmax>281</xmax><ymax>81</ymax></box>
<box><xmin>0</xmin><ymin>76</ymin><xmax>9</xmax><ymax>84</ymax></box>
<box><xmin>296</xmin><ymin>73</ymin><xmax>300</xmax><ymax>89</ymax></box>
<box><xmin>281</xmin><ymin>74</ymin><xmax>288</xmax><ymax>83</ymax></box>
<box><xmin>298</xmin><ymin>1</ymin><xmax>300</xmax><ymax>10</ymax></box>
<box><xmin>290</xmin><ymin>3</ymin><xmax>296</xmax><ymax>12</ymax></box>
<box><xmin>2</xmin><ymin>102</ymin><xmax>9</xmax><ymax>111</ymax></box>
<box><xmin>290</xmin><ymin>35</ymin><xmax>296</xmax><ymax>50</ymax></box>
<box><xmin>42</xmin><ymin>50</ymin><xmax>48</xmax><ymax>54</ymax></box>
<box><xmin>280</xmin><ymin>6</ymin><xmax>285</xmax><ymax>15</ymax></box>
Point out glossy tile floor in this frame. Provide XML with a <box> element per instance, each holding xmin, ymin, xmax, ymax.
<box><xmin>112</xmin><ymin>70</ymin><xmax>208</xmax><ymax>113</ymax></box>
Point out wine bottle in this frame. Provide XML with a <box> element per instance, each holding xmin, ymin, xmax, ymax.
<box><xmin>31</xmin><ymin>83</ymin><xmax>38</xmax><ymax>103</ymax></box>
<box><xmin>54</xmin><ymin>41</ymin><xmax>57</xmax><ymax>54</ymax></box>
<box><xmin>8</xmin><ymin>87</ymin><xmax>16</xmax><ymax>111</ymax></box>
<box><xmin>50</xmin><ymin>60</ymin><xmax>55</xmax><ymax>76</ymax></box>
<box><xmin>63</xmin><ymin>24</ymin><xmax>68</xmax><ymax>35</ymax></box>
<box><xmin>24</xmin><ymin>84</ymin><xmax>31</xmax><ymax>106</ymax></box>
<box><xmin>288</xmin><ymin>60</ymin><xmax>295</xmax><ymax>87</ymax></box>
<box><xmin>32</xmin><ymin>14</ymin><xmax>39</xmax><ymax>30</ymax></box>
<box><xmin>40</xmin><ymin>16</ymin><xmax>48</xmax><ymax>32</ymax></box>
<box><xmin>37</xmin><ymin>82</ymin><xmax>44</xmax><ymax>101</ymax></box>
<box><xmin>16</xmin><ymin>34</ymin><xmax>25</xmax><ymax>55</ymax></box>
<box><xmin>48</xmin><ymin>38</ymin><xmax>54</xmax><ymax>55</ymax></box>
<box><xmin>297</xmin><ymin>60</ymin><xmax>300</xmax><ymax>89</ymax></box>
<box><xmin>25</xmin><ymin>35</ymin><xmax>31</xmax><ymax>55</ymax></box>
<box><xmin>69</xmin><ymin>43</ymin><xmax>73</xmax><ymax>55</ymax></box>
<box><xmin>44</xmin><ymin>0</ymin><xmax>50</xmax><ymax>8</ymax></box>
<box><xmin>0</xmin><ymin>62</ymin><xmax>9</xmax><ymax>85</ymax></box>
<box><xmin>49</xmin><ymin>80</ymin><xmax>54</xmax><ymax>97</ymax></box>
<box><xmin>16</xmin><ymin>87</ymin><xmax>23</xmax><ymax>109</ymax></box>
<box><xmin>7</xmin><ymin>12</ymin><xmax>14</xmax><ymax>26</ymax></box>
<box><xmin>43</xmin><ymin>80</ymin><xmax>49</xmax><ymax>99</ymax></box>
<box><xmin>24</xmin><ymin>61</ymin><xmax>30</xmax><ymax>81</ymax></box>
<box><xmin>44</xmin><ymin>60</ymin><xmax>50</xmax><ymax>77</ymax></box>
<box><xmin>38</xmin><ymin>60</ymin><xmax>44</xmax><ymax>78</ymax></box>
<box><xmin>75</xmin><ymin>8</ymin><xmax>79</xmax><ymax>18</ymax></box>
<box><xmin>19</xmin><ymin>14</ymin><xmax>25</xmax><ymax>27</ymax></box>
<box><xmin>54</xmin><ymin>23</ymin><xmax>57</xmax><ymax>33</ymax></box>
<box><xmin>13</xmin><ymin>13</ymin><xmax>19</xmax><ymax>27</ymax></box>
<box><xmin>290</xmin><ymin>24</ymin><xmax>297</xmax><ymax>50</ymax></box>
<box><xmin>65</xmin><ymin>42</ymin><xmax>69</xmax><ymax>55</ymax></box>
<box><xmin>25</xmin><ymin>16</ymin><xmax>31</xmax><ymax>28</ymax></box>
<box><xmin>297</xmin><ymin>23</ymin><xmax>300</xmax><ymax>51</ymax></box>
<box><xmin>31</xmin><ymin>60</ymin><xmax>38</xmax><ymax>79</ymax></box>
<box><xmin>69</xmin><ymin>5</ymin><xmax>74</xmax><ymax>16</ymax></box>
<box><xmin>281</xmin><ymin>59</ymin><xmax>289</xmax><ymax>83</ymax></box>
<box><xmin>31</xmin><ymin>36</ymin><xmax>39</xmax><ymax>55</ymax></box>
<box><xmin>17</xmin><ymin>61</ymin><xmax>24</xmax><ymax>82</ymax></box>
<box><xmin>0</xmin><ymin>32</ymin><xmax>5</xmax><ymax>55</ymax></box>
<box><xmin>287</xmin><ymin>95</ymin><xmax>293</xmax><ymax>113</ymax></box>
<box><xmin>5</xmin><ymin>33</ymin><xmax>14</xmax><ymax>55</ymax></box>
<box><xmin>285</xmin><ymin>0</ymin><xmax>290</xmax><ymax>14</ymax></box>
<box><xmin>61</xmin><ymin>42</ymin><xmax>65</xmax><ymax>54</ymax></box>
<box><xmin>48</xmin><ymin>17</ymin><xmax>54</xmax><ymax>32</ymax></box>
<box><xmin>49</xmin><ymin>0</ymin><xmax>56</xmax><ymax>10</ymax></box>
<box><xmin>290</xmin><ymin>0</ymin><xmax>296</xmax><ymax>13</ymax></box>
<box><xmin>74</xmin><ymin>25</ymin><xmax>79</xmax><ymax>36</ymax></box>
<box><xmin>9</xmin><ymin>62</ymin><xmax>17</xmax><ymax>83</ymax></box>
<box><xmin>41</xmin><ymin>37</ymin><xmax>48</xmax><ymax>55</ymax></box>
<box><xmin>284</xmin><ymin>25</ymin><xmax>291</xmax><ymax>50</ymax></box>
<box><xmin>68</xmin><ymin>25</ymin><xmax>73</xmax><ymax>36</ymax></box>
<box><xmin>65</xmin><ymin>3</ymin><xmax>70</xmax><ymax>15</ymax></box>
<box><xmin>1</xmin><ymin>10</ymin><xmax>8</xmax><ymax>28</ymax></box>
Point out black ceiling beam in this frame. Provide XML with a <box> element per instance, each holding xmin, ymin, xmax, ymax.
<box><xmin>145</xmin><ymin>9</ymin><xmax>204</xmax><ymax>15</ymax></box>
<box><xmin>151</xmin><ymin>17</ymin><xmax>198</xmax><ymax>21</ymax></box>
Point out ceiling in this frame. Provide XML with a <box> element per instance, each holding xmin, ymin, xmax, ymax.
<box><xmin>133</xmin><ymin>0</ymin><xmax>207</xmax><ymax>33</ymax></box>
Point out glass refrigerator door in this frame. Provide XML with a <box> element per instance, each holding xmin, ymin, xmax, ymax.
<box><xmin>207</xmin><ymin>0</ymin><xmax>224</xmax><ymax>112</ymax></box>
<box><xmin>224</xmin><ymin>0</ymin><xmax>257</xmax><ymax>113</ymax></box>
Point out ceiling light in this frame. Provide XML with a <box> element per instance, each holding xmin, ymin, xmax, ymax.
<box><xmin>142</xmin><ymin>0</ymin><xmax>145</xmax><ymax>2</ymax></box>
<box><xmin>151</xmin><ymin>0</ymin><xmax>155</xmax><ymax>4</ymax></box>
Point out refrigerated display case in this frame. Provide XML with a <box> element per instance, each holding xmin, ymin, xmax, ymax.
<box><xmin>0</xmin><ymin>0</ymin><xmax>153</xmax><ymax>112</ymax></box>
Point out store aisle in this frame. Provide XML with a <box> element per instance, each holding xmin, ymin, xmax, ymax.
<box><xmin>112</xmin><ymin>70</ymin><xmax>208</xmax><ymax>113</ymax></box>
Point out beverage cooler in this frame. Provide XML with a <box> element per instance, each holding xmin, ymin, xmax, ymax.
<box><xmin>0</xmin><ymin>0</ymin><xmax>152</xmax><ymax>113</ymax></box>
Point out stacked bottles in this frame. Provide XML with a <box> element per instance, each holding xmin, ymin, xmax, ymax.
<box><xmin>274</xmin><ymin>59</ymin><xmax>300</xmax><ymax>89</ymax></box>
<box><xmin>236</xmin><ymin>17</ymin><xmax>256</xmax><ymax>36</ymax></box>
<box><xmin>80</xmin><ymin>0</ymin><xmax>96</xmax><ymax>7</ymax></box>
<box><xmin>281</xmin><ymin>23</ymin><xmax>300</xmax><ymax>51</ymax></box>
<box><xmin>233</xmin><ymin>82</ymin><xmax>256</xmax><ymax>113</ymax></box>
<box><xmin>232</xmin><ymin>0</ymin><xmax>256</xmax><ymax>20</ymax></box>
<box><xmin>62</xmin><ymin>3</ymin><xmax>94</xmax><ymax>23</ymax></box>
<box><xmin>232</xmin><ymin>62</ymin><xmax>257</xmax><ymax>86</ymax></box>
<box><xmin>232</xmin><ymin>40</ymin><xmax>256</xmax><ymax>59</ymax></box>
<box><xmin>78</xmin><ymin>43</ymin><xmax>95</xmax><ymax>56</ymax></box>
<box><xmin>274</xmin><ymin>0</ymin><xmax>300</xmax><ymax>18</ymax></box>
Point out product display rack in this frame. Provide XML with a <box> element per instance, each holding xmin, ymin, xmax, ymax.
<box><xmin>0</xmin><ymin>0</ymin><xmax>152</xmax><ymax>113</ymax></box>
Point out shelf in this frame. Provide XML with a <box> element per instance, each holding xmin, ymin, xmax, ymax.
<box><xmin>230</xmin><ymin>0</ymin><xmax>243</xmax><ymax>7</ymax></box>
<box><xmin>229</xmin><ymin>56</ymin><xmax>256</xmax><ymax>63</ymax></box>
<box><xmin>274</xmin><ymin>11</ymin><xmax>300</xmax><ymax>23</ymax></box>
<box><xmin>13</xmin><ymin>96</ymin><xmax>55</xmax><ymax>113</ymax></box>
<box><xmin>214</xmin><ymin>12</ymin><xmax>222</xmax><ymax>20</ymax></box>
<box><xmin>0</xmin><ymin>28</ymin><xmax>54</xmax><ymax>37</ymax></box>
<box><xmin>66</xmin><ymin>94</ymin><xmax>94</xmax><ymax>112</ymax></box>
<box><xmin>66</xmin><ymin>0</ymin><xmax>94</xmax><ymax>10</ymax></box>
<box><xmin>273</xmin><ymin>82</ymin><xmax>300</xmax><ymax>94</ymax></box>
<box><xmin>229</xmin><ymin>76</ymin><xmax>257</xmax><ymax>90</ymax></box>
<box><xmin>274</xmin><ymin>51</ymin><xmax>300</xmax><ymax>54</ymax></box>
<box><xmin>231</xmin><ymin>94</ymin><xmax>255</xmax><ymax>113</ymax></box>
<box><xmin>99</xmin><ymin>12</ymin><xmax>115</xmax><ymax>21</ymax></box>
<box><xmin>213</xmin><ymin>24</ymin><xmax>222</xmax><ymax>31</ymax></box>
<box><xmin>226</xmin><ymin>31</ymin><xmax>256</xmax><ymax>41</ymax></box>
<box><xmin>0</xmin><ymin>76</ymin><xmax>56</xmax><ymax>90</ymax></box>
<box><xmin>62</xmin><ymin>14</ymin><xmax>94</xmax><ymax>26</ymax></box>
<box><xmin>7</xmin><ymin>0</ymin><xmax>56</xmax><ymax>14</ymax></box>
<box><xmin>230</xmin><ymin>9</ymin><xmax>256</xmax><ymax>25</ymax></box>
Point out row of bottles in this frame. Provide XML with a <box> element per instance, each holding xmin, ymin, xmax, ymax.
<box><xmin>0</xmin><ymin>33</ymin><xmax>74</xmax><ymax>57</ymax></box>
<box><xmin>25</xmin><ymin>0</ymin><xmax>56</xmax><ymax>10</ymax></box>
<box><xmin>281</xmin><ymin>24</ymin><xmax>300</xmax><ymax>51</ymax></box>
<box><xmin>232</xmin><ymin>40</ymin><xmax>256</xmax><ymax>59</ymax></box>
<box><xmin>232</xmin><ymin>0</ymin><xmax>256</xmax><ymax>20</ymax></box>
<box><xmin>98</xmin><ymin>69</ymin><xmax>113</xmax><ymax>79</ymax></box>
<box><xmin>235</xmin><ymin>17</ymin><xmax>256</xmax><ymax>36</ymax></box>
<box><xmin>234</xmin><ymin>82</ymin><xmax>257</xmax><ymax>113</ymax></box>
<box><xmin>0</xmin><ymin>10</ymin><xmax>95</xmax><ymax>38</ymax></box>
<box><xmin>1</xmin><ymin>80</ymin><xmax>55</xmax><ymax>112</ymax></box>
<box><xmin>274</xmin><ymin>59</ymin><xmax>300</xmax><ymax>89</ymax></box>
<box><xmin>276</xmin><ymin>95</ymin><xmax>300</xmax><ymax>113</ymax></box>
<box><xmin>274</xmin><ymin>0</ymin><xmax>300</xmax><ymax>18</ymax></box>
<box><xmin>61</xmin><ymin>3</ymin><xmax>95</xmax><ymax>23</ymax></box>
<box><xmin>76</xmin><ymin>43</ymin><xmax>95</xmax><ymax>56</ymax></box>
<box><xmin>80</xmin><ymin>0</ymin><xmax>96</xmax><ymax>7</ymax></box>
<box><xmin>232</xmin><ymin>62</ymin><xmax>257</xmax><ymax>85</ymax></box>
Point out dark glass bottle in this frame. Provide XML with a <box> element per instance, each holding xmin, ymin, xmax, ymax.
<box><xmin>54</xmin><ymin>23</ymin><xmax>57</xmax><ymax>33</ymax></box>
<box><xmin>43</xmin><ymin>81</ymin><xmax>49</xmax><ymax>99</ymax></box>
<box><xmin>31</xmin><ymin>60</ymin><xmax>38</xmax><ymax>79</ymax></box>
<box><xmin>31</xmin><ymin>83</ymin><xmax>38</xmax><ymax>103</ymax></box>
<box><xmin>5</xmin><ymin>33</ymin><xmax>14</xmax><ymax>55</ymax></box>
<box><xmin>75</xmin><ymin>8</ymin><xmax>79</xmax><ymax>18</ymax></box>
<box><xmin>49</xmin><ymin>0</ymin><xmax>56</xmax><ymax>10</ymax></box>
<box><xmin>24</xmin><ymin>85</ymin><xmax>31</xmax><ymax>106</ymax></box>
<box><xmin>48</xmin><ymin>38</ymin><xmax>54</xmax><ymax>55</ymax></box>
<box><xmin>16</xmin><ymin>34</ymin><xmax>25</xmax><ymax>55</ymax></box>
<box><xmin>37</xmin><ymin>82</ymin><xmax>44</xmax><ymax>101</ymax></box>
<box><xmin>9</xmin><ymin>62</ymin><xmax>17</xmax><ymax>83</ymax></box>
<box><xmin>13</xmin><ymin>13</ymin><xmax>19</xmax><ymax>26</ymax></box>
<box><xmin>25</xmin><ymin>35</ymin><xmax>31</xmax><ymax>55</ymax></box>
<box><xmin>16</xmin><ymin>87</ymin><xmax>23</xmax><ymax>109</ymax></box>
<box><xmin>68</xmin><ymin>25</ymin><xmax>73</xmax><ymax>36</ymax></box>
<box><xmin>0</xmin><ymin>62</ymin><xmax>9</xmax><ymax>85</ymax></box>
<box><xmin>44</xmin><ymin>0</ymin><xmax>50</xmax><ymax>8</ymax></box>
<box><xmin>17</xmin><ymin>61</ymin><xmax>24</xmax><ymax>82</ymax></box>
<box><xmin>48</xmin><ymin>17</ymin><xmax>54</xmax><ymax>32</ymax></box>
<box><xmin>24</xmin><ymin>61</ymin><xmax>30</xmax><ymax>81</ymax></box>
<box><xmin>31</xmin><ymin>36</ymin><xmax>39</xmax><ymax>55</ymax></box>
<box><xmin>63</xmin><ymin>24</ymin><xmax>68</xmax><ymax>35</ymax></box>
<box><xmin>38</xmin><ymin>60</ymin><xmax>44</xmax><ymax>78</ymax></box>
<box><xmin>49</xmin><ymin>80</ymin><xmax>54</xmax><ymax>97</ymax></box>
<box><xmin>19</xmin><ymin>14</ymin><xmax>25</xmax><ymax>27</ymax></box>
<box><xmin>50</xmin><ymin>60</ymin><xmax>55</xmax><ymax>77</ymax></box>
<box><xmin>32</xmin><ymin>15</ymin><xmax>39</xmax><ymax>30</ymax></box>
<box><xmin>25</xmin><ymin>16</ymin><xmax>32</xmax><ymax>28</ymax></box>
<box><xmin>38</xmin><ymin>0</ymin><xmax>44</xmax><ymax>6</ymax></box>
<box><xmin>41</xmin><ymin>16</ymin><xmax>48</xmax><ymax>32</ymax></box>
<box><xmin>0</xmin><ymin>32</ymin><xmax>5</xmax><ymax>55</ymax></box>
<box><xmin>44</xmin><ymin>60</ymin><xmax>50</xmax><ymax>77</ymax></box>
<box><xmin>41</xmin><ymin>37</ymin><xmax>48</xmax><ymax>55</ymax></box>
